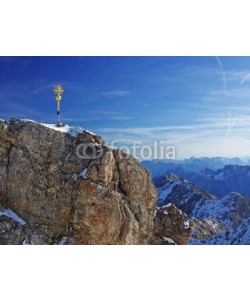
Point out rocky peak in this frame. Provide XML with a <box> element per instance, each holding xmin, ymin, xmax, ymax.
<box><xmin>0</xmin><ymin>119</ymin><xmax>157</xmax><ymax>244</ymax></box>
<box><xmin>151</xmin><ymin>203</ymin><xmax>224</xmax><ymax>245</ymax></box>
<box><xmin>157</xmin><ymin>173</ymin><xmax>216</xmax><ymax>215</ymax></box>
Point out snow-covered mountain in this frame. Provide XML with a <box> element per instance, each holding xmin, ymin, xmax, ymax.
<box><xmin>158</xmin><ymin>173</ymin><xmax>216</xmax><ymax>215</ymax></box>
<box><xmin>154</xmin><ymin>164</ymin><xmax>250</xmax><ymax>199</ymax></box>
<box><xmin>192</xmin><ymin>192</ymin><xmax>250</xmax><ymax>229</ymax></box>
<box><xmin>157</xmin><ymin>174</ymin><xmax>250</xmax><ymax>244</ymax></box>
<box><xmin>190</xmin><ymin>218</ymin><xmax>250</xmax><ymax>245</ymax></box>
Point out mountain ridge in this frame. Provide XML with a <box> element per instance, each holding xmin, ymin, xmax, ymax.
<box><xmin>156</xmin><ymin>173</ymin><xmax>250</xmax><ymax>244</ymax></box>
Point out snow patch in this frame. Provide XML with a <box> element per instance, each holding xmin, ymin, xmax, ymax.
<box><xmin>80</xmin><ymin>168</ymin><xmax>88</xmax><ymax>178</ymax></box>
<box><xmin>160</xmin><ymin>203</ymin><xmax>172</xmax><ymax>210</ymax></box>
<box><xmin>162</xmin><ymin>237</ymin><xmax>177</xmax><ymax>244</ymax></box>
<box><xmin>183</xmin><ymin>220</ymin><xmax>190</xmax><ymax>229</ymax></box>
<box><xmin>59</xmin><ymin>236</ymin><xmax>68</xmax><ymax>245</ymax></box>
<box><xmin>163</xmin><ymin>210</ymin><xmax>168</xmax><ymax>215</ymax></box>
<box><xmin>22</xmin><ymin>239</ymin><xmax>32</xmax><ymax>245</ymax></box>
<box><xmin>41</xmin><ymin>123</ymin><xmax>84</xmax><ymax>137</ymax></box>
<box><xmin>153</xmin><ymin>209</ymin><xmax>158</xmax><ymax>219</ymax></box>
<box><xmin>158</xmin><ymin>181</ymin><xmax>181</xmax><ymax>202</ymax></box>
<box><xmin>64</xmin><ymin>152</ymin><xmax>71</xmax><ymax>161</ymax></box>
<box><xmin>21</xmin><ymin>119</ymin><xmax>97</xmax><ymax>138</ymax></box>
<box><xmin>0</xmin><ymin>209</ymin><xmax>26</xmax><ymax>225</ymax></box>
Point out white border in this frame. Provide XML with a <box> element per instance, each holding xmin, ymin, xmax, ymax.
<box><xmin>0</xmin><ymin>2</ymin><xmax>248</xmax><ymax>299</ymax></box>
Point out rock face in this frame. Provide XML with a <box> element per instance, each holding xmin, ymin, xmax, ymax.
<box><xmin>151</xmin><ymin>204</ymin><xmax>193</xmax><ymax>245</ymax></box>
<box><xmin>151</xmin><ymin>204</ymin><xmax>224</xmax><ymax>245</ymax></box>
<box><xmin>0</xmin><ymin>119</ymin><xmax>157</xmax><ymax>245</ymax></box>
<box><xmin>0</xmin><ymin>216</ymin><xmax>25</xmax><ymax>245</ymax></box>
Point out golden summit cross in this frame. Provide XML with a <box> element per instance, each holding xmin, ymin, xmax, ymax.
<box><xmin>53</xmin><ymin>85</ymin><xmax>64</xmax><ymax>126</ymax></box>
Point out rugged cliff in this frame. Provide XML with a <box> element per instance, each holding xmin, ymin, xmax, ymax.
<box><xmin>0</xmin><ymin>119</ymin><xmax>157</xmax><ymax>245</ymax></box>
<box><xmin>151</xmin><ymin>203</ymin><xmax>224</xmax><ymax>245</ymax></box>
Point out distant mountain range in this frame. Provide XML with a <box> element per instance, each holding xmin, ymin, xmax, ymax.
<box><xmin>143</xmin><ymin>158</ymin><xmax>250</xmax><ymax>244</ymax></box>
<box><xmin>153</xmin><ymin>164</ymin><xmax>250</xmax><ymax>198</ymax></box>
<box><xmin>142</xmin><ymin>158</ymin><xmax>250</xmax><ymax>198</ymax></box>
<box><xmin>142</xmin><ymin>157</ymin><xmax>249</xmax><ymax>176</ymax></box>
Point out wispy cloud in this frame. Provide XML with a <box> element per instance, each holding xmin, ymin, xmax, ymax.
<box><xmin>100</xmin><ymin>113</ymin><xmax>250</xmax><ymax>141</ymax></box>
<box><xmin>101</xmin><ymin>125</ymin><xmax>196</xmax><ymax>136</ymax></box>
<box><xmin>225</xmin><ymin>110</ymin><xmax>236</xmax><ymax>140</ymax></box>
<box><xmin>32</xmin><ymin>81</ymin><xmax>86</xmax><ymax>95</ymax></box>
<box><xmin>203</xmin><ymin>86</ymin><xmax>250</xmax><ymax>101</ymax></box>
<box><xmin>215</xmin><ymin>56</ymin><xmax>227</xmax><ymax>93</ymax></box>
<box><xmin>98</xmin><ymin>90</ymin><xmax>131</xmax><ymax>97</ymax></box>
<box><xmin>240</xmin><ymin>73</ymin><xmax>250</xmax><ymax>85</ymax></box>
<box><xmin>110</xmin><ymin>116</ymin><xmax>133</xmax><ymax>120</ymax></box>
<box><xmin>100</xmin><ymin>124</ymin><xmax>223</xmax><ymax>141</ymax></box>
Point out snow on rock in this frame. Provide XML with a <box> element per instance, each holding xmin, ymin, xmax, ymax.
<box><xmin>58</xmin><ymin>236</ymin><xmax>68</xmax><ymax>245</ymax></box>
<box><xmin>158</xmin><ymin>180</ymin><xmax>181</xmax><ymax>205</ymax></box>
<box><xmin>22</xmin><ymin>239</ymin><xmax>32</xmax><ymax>245</ymax></box>
<box><xmin>153</xmin><ymin>209</ymin><xmax>158</xmax><ymax>219</ymax></box>
<box><xmin>190</xmin><ymin>218</ymin><xmax>250</xmax><ymax>245</ymax></box>
<box><xmin>0</xmin><ymin>209</ymin><xmax>26</xmax><ymax>225</ymax></box>
<box><xmin>64</xmin><ymin>152</ymin><xmax>71</xmax><ymax>161</ymax></box>
<box><xmin>41</xmin><ymin>123</ymin><xmax>84</xmax><ymax>137</ymax></box>
<box><xmin>191</xmin><ymin>192</ymin><xmax>250</xmax><ymax>230</ymax></box>
<box><xmin>20</xmin><ymin>119</ymin><xmax>97</xmax><ymax>138</ymax></box>
<box><xmin>162</xmin><ymin>237</ymin><xmax>177</xmax><ymax>245</ymax></box>
<box><xmin>163</xmin><ymin>210</ymin><xmax>168</xmax><ymax>215</ymax></box>
<box><xmin>157</xmin><ymin>175</ymin><xmax>216</xmax><ymax>216</ymax></box>
<box><xmin>183</xmin><ymin>220</ymin><xmax>190</xmax><ymax>229</ymax></box>
<box><xmin>79</xmin><ymin>168</ymin><xmax>88</xmax><ymax>178</ymax></box>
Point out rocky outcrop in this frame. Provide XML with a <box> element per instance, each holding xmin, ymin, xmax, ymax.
<box><xmin>191</xmin><ymin>218</ymin><xmax>225</xmax><ymax>241</ymax></box>
<box><xmin>151</xmin><ymin>204</ymin><xmax>224</xmax><ymax>245</ymax></box>
<box><xmin>151</xmin><ymin>204</ymin><xmax>193</xmax><ymax>244</ymax></box>
<box><xmin>0</xmin><ymin>119</ymin><xmax>157</xmax><ymax>245</ymax></box>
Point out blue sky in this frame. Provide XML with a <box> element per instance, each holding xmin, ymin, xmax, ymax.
<box><xmin>1</xmin><ymin>56</ymin><xmax>250</xmax><ymax>159</ymax></box>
